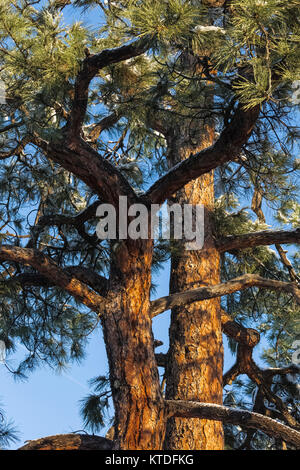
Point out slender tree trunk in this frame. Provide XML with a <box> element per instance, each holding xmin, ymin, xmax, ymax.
<box><xmin>164</xmin><ymin>123</ymin><xmax>224</xmax><ymax>450</ymax></box>
<box><xmin>102</xmin><ymin>239</ymin><xmax>166</xmax><ymax>450</ymax></box>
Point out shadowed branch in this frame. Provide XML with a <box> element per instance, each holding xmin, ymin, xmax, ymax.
<box><xmin>0</xmin><ymin>245</ymin><xmax>105</xmax><ymax>313</ymax></box>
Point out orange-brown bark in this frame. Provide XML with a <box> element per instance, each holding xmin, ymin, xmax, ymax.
<box><xmin>164</xmin><ymin>125</ymin><xmax>224</xmax><ymax>450</ymax></box>
<box><xmin>18</xmin><ymin>434</ymin><xmax>112</xmax><ymax>450</ymax></box>
<box><xmin>102</xmin><ymin>240</ymin><xmax>166</xmax><ymax>450</ymax></box>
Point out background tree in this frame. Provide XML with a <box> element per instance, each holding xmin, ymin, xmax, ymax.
<box><xmin>0</xmin><ymin>0</ymin><xmax>299</xmax><ymax>450</ymax></box>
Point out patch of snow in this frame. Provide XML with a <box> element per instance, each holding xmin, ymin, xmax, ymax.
<box><xmin>194</xmin><ymin>25</ymin><xmax>225</xmax><ymax>35</ymax></box>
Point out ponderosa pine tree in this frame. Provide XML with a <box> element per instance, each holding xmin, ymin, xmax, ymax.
<box><xmin>0</xmin><ymin>0</ymin><xmax>300</xmax><ymax>450</ymax></box>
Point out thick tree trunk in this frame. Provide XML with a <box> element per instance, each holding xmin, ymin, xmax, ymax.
<box><xmin>102</xmin><ymin>240</ymin><xmax>166</xmax><ymax>450</ymax></box>
<box><xmin>164</xmin><ymin>124</ymin><xmax>224</xmax><ymax>450</ymax></box>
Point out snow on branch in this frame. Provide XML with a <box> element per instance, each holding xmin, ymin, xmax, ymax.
<box><xmin>194</xmin><ymin>25</ymin><xmax>225</xmax><ymax>34</ymax></box>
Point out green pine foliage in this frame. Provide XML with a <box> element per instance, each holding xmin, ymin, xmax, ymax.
<box><xmin>79</xmin><ymin>375</ymin><xmax>112</xmax><ymax>433</ymax></box>
<box><xmin>0</xmin><ymin>401</ymin><xmax>18</xmax><ymax>449</ymax></box>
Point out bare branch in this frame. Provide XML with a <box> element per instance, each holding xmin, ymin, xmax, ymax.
<box><xmin>217</xmin><ymin>229</ymin><xmax>300</xmax><ymax>253</ymax></box>
<box><xmin>155</xmin><ymin>353</ymin><xmax>167</xmax><ymax>368</ymax></box>
<box><xmin>64</xmin><ymin>266</ymin><xmax>108</xmax><ymax>296</ymax></box>
<box><xmin>264</xmin><ymin>365</ymin><xmax>300</xmax><ymax>378</ymax></box>
<box><xmin>222</xmin><ymin>307</ymin><xmax>299</xmax><ymax>431</ymax></box>
<box><xmin>0</xmin><ymin>245</ymin><xmax>105</xmax><ymax>313</ymax></box>
<box><xmin>275</xmin><ymin>244</ymin><xmax>300</xmax><ymax>283</ymax></box>
<box><xmin>6</xmin><ymin>266</ymin><xmax>109</xmax><ymax>297</ymax></box>
<box><xmin>150</xmin><ymin>274</ymin><xmax>300</xmax><ymax>317</ymax></box>
<box><xmin>223</xmin><ymin>340</ymin><xmax>300</xmax><ymax>429</ymax></box>
<box><xmin>18</xmin><ymin>433</ymin><xmax>112</xmax><ymax>450</ymax></box>
<box><xmin>37</xmin><ymin>201</ymin><xmax>100</xmax><ymax>228</ymax></box>
<box><xmin>165</xmin><ymin>400</ymin><xmax>300</xmax><ymax>448</ymax></box>
<box><xmin>33</xmin><ymin>200</ymin><xmax>100</xmax><ymax>247</ymax></box>
<box><xmin>0</xmin><ymin>120</ymin><xmax>24</xmax><ymax>134</ymax></box>
<box><xmin>221</xmin><ymin>310</ymin><xmax>261</xmax><ymax>347</ymax></box>
<box><xmin>0</xmin><ymin>136</ymin><xmax>31</xmax><ymax>160</ymax></box>
<box><xmin>87</xmin><ymin>112</ymin><xmax>120</xmax><ymax>143</ymax></box>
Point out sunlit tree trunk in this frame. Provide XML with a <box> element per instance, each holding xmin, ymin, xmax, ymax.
<box><xmin>164</xmin><ymin>123</ymin><xmax>224</xmax><ymax>450</ymax></box>
<box><xmin>101</xmin><ymin>239</ymin><xmax>166</xmax><ymax>450</ymax></box>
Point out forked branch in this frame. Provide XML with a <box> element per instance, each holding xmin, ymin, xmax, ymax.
<box><xmin>67</xmin><ymin>36</ymin><xmax>152</xmax><ymax>137</ymax></box>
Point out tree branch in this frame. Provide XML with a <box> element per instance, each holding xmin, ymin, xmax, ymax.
<box><xmin>221</xmin><ymin>309</ymin><xmax>261</xmax><ymax>347</ymax></box>
<box><xmin>67</xmin><ymin>36</ymin><xmax>152</xmax><ymax>137</ymax></box>
<box><xmin>86</xmin><ymin>112</ymin><xmax>121</xmax><ymax>143</ymax></box>
<box><xmin>222</xmin><ymin>304</ymin><xmax>300</xmax><ymax>432</ymax></box>
<box><xmin>0</xmin><ymin>120</ymin><xmax>24</xmax><ymax>134</ymax></box>
<box><xmin>0</xmin><ymin>136</ymin><xmax>31</xmax><ymax>160</ymax></box>
<box><xmin>33</xmin><ymin>134</ymin><xmax>139</xmax><ymax>207</ymax></box>
<box><xmin>29</xmin><ymin>37</ymin><xmax>153</xmax><ymax>207</ymax></box>
<box><xmin>217</xmin><ymin>229</ymin><xmax>300</xmax><ymax>253</ymax></box>
<box><xmin>155</xmin><ymin>353</ymin><xmax>167</xmax><ymax>368</ymax></box>
<box><xmin>155</xmin><ymin>311</ymin><xmax>259</xmax><ymax>370</ymax></box>
<box><xmin>0</xmin><ymin>245</ymin><xmax>105</xmax><ymax>313</ymax></box>
<box><xmin>33</xmin><ymin>201</ymin><xmax>100</xmax><ymax>247</ymax></box>
<box><xmin>165</xmin><ymin>400</ymin><xmax>300</xmax><ymax>448</ymax></box>
<box><xmin>5</xmin><ymin>267</ymin><xmax>109</xmax><ymax>297</ymax></box>
<box><xmin>275</xmin><ymin>244</ymin><xmax>300</xmax><ymax>283</ymax></box>
<box><xmin>18</xmin><ymin>433</ymin><xmax>112</xmax><ymax>450</ymax></box>
<box><xmin>150</xmin><ymin>274</ymin><xmax>300</xmax><ymax>317</ymax></box>
<box><xmin>223</xmin><ymin>340</ymin><xmax>300</xmax><ymax>430</ymax></box>
<box><xmin>37</xmin><ymin>201</ymin><xmax>100</xmax><ymax>228</ymax></box>
<box><xmin>146</xmin><ymin>104</ymin><xmax>259</xmax><ymax>205</ymax></box>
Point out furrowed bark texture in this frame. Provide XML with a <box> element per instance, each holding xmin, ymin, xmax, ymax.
<box><xmin>164</xmin><ymin>123</ymin><xmax>224</xmax><ymax>450</ymax></box>
<box><xmin>19</xmin><ymin>434</ymin><xmax>113</xmax><ymax>450</ymax></box>
<box><xmin>101</xmin><ymin>239</ymin><xmax>166</xmax><ymax>450</ymax></box>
